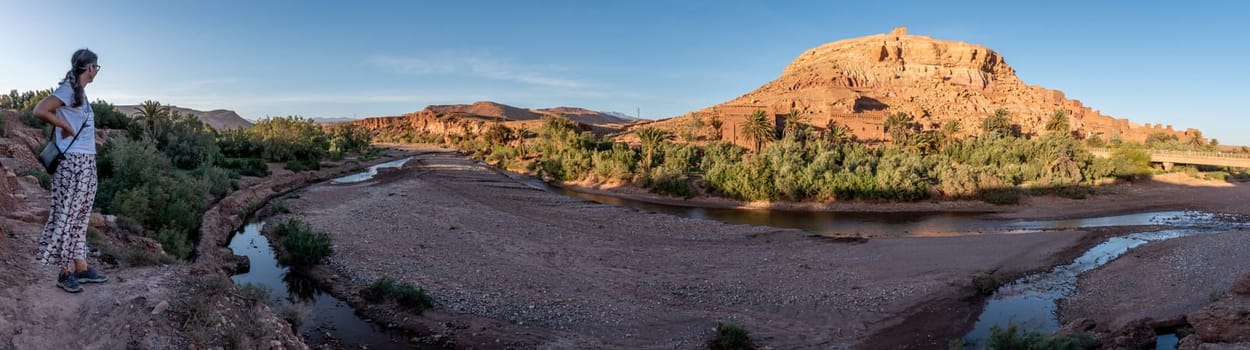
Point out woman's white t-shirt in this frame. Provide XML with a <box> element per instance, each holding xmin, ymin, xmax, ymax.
<box><xmin>50</xmin><ymin>81</ymin><xmax>96</xmax><ymax>155</ymax></box>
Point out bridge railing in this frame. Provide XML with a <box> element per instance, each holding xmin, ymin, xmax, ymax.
<box><xmin>1088</xmin><ymin>148</ymin><xmax>1250</xmax><ymax>160</ymax></box>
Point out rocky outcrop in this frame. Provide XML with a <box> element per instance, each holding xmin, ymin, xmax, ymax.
<box><xmin>352</xmin><ymin>102</ymin><xmax>620</xmax><ymax>140</ymax></box>
<box><xmin>655</xmin><ymin>26</ymin><xmax>1198</xmax><ymax>147</ymax></box>
<box><xmin>425</xmin><ymin>101</ymin><xmax>544</xmax><ymax>121</ymax></box>
<box><xmin>352</xmin><ymin>112</ymin><xmax>497</xmax><ymax>139</ymax></box>
<box><xmin>1104</xmin><ymin>318</ymin><xmax>1157</xmax><ymax>349</ymax></box>
<box><xmin>0</xmin><ymin>111</ymin><xmax>50</xmax><ymax>224</ymax></box>
<box><xmin>1187</xmin><ymin>284</ymin><xmax>1250</xmax><ymax>344</ymax></box>
<box><xmin>535</xmin><ymin>107</ymin><xmax>636</xmax><ymax>125</ymax></box>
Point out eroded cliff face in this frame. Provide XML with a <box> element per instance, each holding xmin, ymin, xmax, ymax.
<box><xmin>663</xmin><ymin>27</ymin><xmax>1196</xmax><ymax>146</ymax></box>
<box><xmin>351</xmin><ymin>102</ymin><xmax>627</xmax><ymax>139</ymax></box>
<box><xmin>354</xmin><ymin>111</ymin><xmax>495</xmax><ymax>138</ymax></box>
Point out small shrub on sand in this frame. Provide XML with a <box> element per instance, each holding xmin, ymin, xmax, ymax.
<box><xmin>985</xmin><ymin>321</ymin><xmax>1098</xmax><ymax>350</ymax></box>
<box><xmin>393</xmin><ymin>283</ymin><xmax>433</xmax><ymax>313</ymax></box>
<box><xmin>361</xmin><ymin>277</ymin><xmax>398</xmax><ymax>303</ymax></box>
<box><xmin>272</xmin><ymin>217</ymin><xmax>332</xmax><ymax>263</ymax></box>
<box><xmin>708</xmin><ymin>323</ymin><xmax>754</xmax><ymax>350</ymax></box>
<box><xmin>360</xmin><ymin>277</ymin><xmax>433</xmax><ymax>314</ymax></box>
<box><xmin>274</xmin><ymin>218</ymin><xmax>332</xmax><ymax>266</ymax></box>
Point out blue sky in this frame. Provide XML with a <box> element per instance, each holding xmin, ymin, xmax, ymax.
<box><xmin>3</xmin><ymin>1</ymin><xmax>1248</xmax><ymax>144</ymax></box>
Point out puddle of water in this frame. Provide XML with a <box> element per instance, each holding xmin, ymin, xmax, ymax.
<box><xmin>1005</xmin><ymin>211</ymin><xmax>1210</xmax><ymax>230</ymax></box>
<box><xmin>228</xmin><ymin>222</ymin><xmax>414</xmax><ymax>349</ymax></box>
<box><xmin>331</xmin><ymin>157</ymin><xmax>413</xmax><ymax>184</ymax></box>
<box><xmin>1156</xmin><ymin>334</ymin><xmax>1178</xmax><ymax>349</ymax></box>
<box><xmin>963</xmin><ymin>212</ymin><xmax>1247</xmax><ymax>347</ymax></box>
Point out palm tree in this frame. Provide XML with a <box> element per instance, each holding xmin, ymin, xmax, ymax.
<box><xmin>783</xmin><ymin>108</ymin><xmax>810</xmax><ymax>141</ymax></box>
<box><xmin>134</xmin><ymin>100</ymin><xmax>170</xmax><ymax>140</ymax></box>
<box><xmin>709</xmin><ymin>114</ymin><xmax>724</xmax><ymax>141</ymax></box>
<box><xmin>982</xmin><ymin>108</ymin><xmax>1013</xmax><ymax>139</ymax></box>
<box><xmin>907</xmin><ymin>131</ymin><xmax>939</xmax><ymax>154</ymax></box>
<box><xmin>826</xmin><ymin>123</ymin><xmax>852</xmax><ymax>145</ymax></box>
<box><xmin>635</xmin><ymin>127</ymin><xmax>671</xmax><ymax>168</ymax></box>
<box><xmin>1045</xmin><ymin>109</ymin><xmax>1070</xmax><ymax>136</ymax></box>
<box><xmin>883</xmin><ymin>112</ymin><xmax>915</xmax><ymax>145</ymax></box>
<box><xmin>940</xmin><ymin>120</ymin><xmax>963</xmax><ymax>146</ymax></box>
<box><xmin>740</xmin><ymin>110</ymin><xmax>775</xmax><ymax>152</ymax></box>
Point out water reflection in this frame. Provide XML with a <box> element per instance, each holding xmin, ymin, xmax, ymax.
<box><xmin>227</xmin><ymin>223</ymin><xmax>414</xmax><ymax>349</ymax></box>
<box><xmin>533</xmin><ymin>180</ymin><xmax>1206</xmax><ymax>237</ymax></box>
<box><xmin>964</xmin><ymin>212</ymin><xmax>1248</xmax><ymax>347</ymax></box>
<box><xmin>331</xmin><ymin>157</ymin><xmax>413</xmax><ymax>184</ymax></box>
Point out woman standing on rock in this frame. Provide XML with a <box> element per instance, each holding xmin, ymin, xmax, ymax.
<box><xmin>31</xmin><ymin>48</ymin><xmax>108</xmax><ymax>293</ymax></box>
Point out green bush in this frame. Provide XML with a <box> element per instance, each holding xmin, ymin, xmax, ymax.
<box><xmin>218</xmin><ymin>157</ymin><xmax>271</xmax><ymax>177</ymax></box>
<box><xmin>252</xmin><ymin>116</ymin><xmax>328</xmax><ymax>163</ymax></box>
<box><xmin>708</xmin><ymin>323</ymin><xmax>754</xmax><ymax>350</ymax></box>
<box><xmin>153</xmin><ymin>227</ymin><xmax>194</xmax><ymax>260</ymax></box>
<box><xmin>94</xmin><ymin>137</ymin><xmax>241</xmax><ymax>261</ymax></box>
<box><xmin>361</xmin><ymin>277</ymin><xmax>398</xmax><ymax>303</ymax></box>
<box><xmin>22</xmin><ymin>169</ymin><xmax>51</xmax><ymax>190</ymax></box>
<box><xmin>274</xmin><ymin>218</ymin><xmax>332</xmax><ymax>266</ymax></box>
<box><xmin>486</xmin><ymin>144</ymin><xmax>521</xmax><ymax>168</ymax></box>
<box><xmin>161</xmin><ymin>113</ymin><xmax>221</xmax><ymax>170</ymax></box>
<box><xmin>1109</xmin><ymin>142</ymin><xmax>1152</xmax><ymax>180</ymax></box>
<box><xmin>284</xmin><ymin>158</ymin><xmax>321</xmax><ymax>172</ymax></box>
<box><xmin>393</xmin><ymin>283</ymin><xmax>433</xmax><ymax>313</ymax></box>
<box><xmin>192</xmin><ymin>166</ymin><xmax>237</xmax><ymax>198</ymax></box>
<box><xmin>217</xmin><ymin>128</ymin><xmax>263</xmax><ymax>158</ymax></box>
<box><xmin>109</xmin><ymin>177</ymin><xmax>204</xmax><ymax>248</ymax></box>
<box><xmin>591</xmin><ymin>144</ymin><xmax>637</xmax><ymax>181</ymax></box>
<box><xmin>643</xmin><ymin>167</ymin><xmax>691</xmax><ymax>197</ymax></box>
<box><xmin>15</xmin><ymin>89</ymin><xmax>53</xmax><ymax>128</ymax></box>
<box><xmin>91</xmin><ymin>100</ymin><xmax>131</xmax><ymax>130</ymax></box>
<box><xmin>704</xmin><ymin>154</ymin><xmax>775</xmax><ymax>201</ymax></box>
<box><xmin>360</xmin><ymin>277</ymin><xmax>433</xmax><ymax>313</ymax></box>
<box><xmin>328</xmin><ymin>123</ymin><xmax>373</xmax><ymax>156</ymax></box>
<box><xmin>984</xmin><ymin>322</ymin><xmax>1098</xmax><ymax>350</ymax></box>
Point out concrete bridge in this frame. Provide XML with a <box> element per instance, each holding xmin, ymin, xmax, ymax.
<box><xmin>1089</xmin><ymin>148</ymin><xmax>1250</xmax><ymax>169</ymax></box>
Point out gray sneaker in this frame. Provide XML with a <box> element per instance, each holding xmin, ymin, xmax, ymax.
<box><xmin>57</xmin><ymin>273</ymin><xmax>82</xmax><ymax>293</ymax></box>
<box><xmin>75</xmin><ymin>268</ymin><xmax>109</xmax><ymax>283</ymax></box>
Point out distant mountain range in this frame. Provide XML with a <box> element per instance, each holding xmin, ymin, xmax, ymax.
<box><xmin>115</xmin><ymin>105</ymin><xmax>253</xmax><ymax>130</ymax></box>
<box><xmin>416</xmin><ymin>101</ymin><xmax>638</xmax><ymax>125</ymax></box>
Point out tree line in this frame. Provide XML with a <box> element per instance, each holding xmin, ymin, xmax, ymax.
<box><xmin>409</xmin><ymin>108</ymin><xmax>1240</xmax><ymax>204</ymax></box>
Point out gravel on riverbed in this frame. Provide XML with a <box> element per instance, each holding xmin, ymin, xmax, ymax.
<box><xmin>288</xmin><ymin>150</ymin><xmax>1086</xmax><ymax>349</ymax></box>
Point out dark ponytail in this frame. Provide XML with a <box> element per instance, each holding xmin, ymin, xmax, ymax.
<box><xmin>59</xmin><ymin>48</ymin><xmax>97</xmax><ymax>108</ymax></box>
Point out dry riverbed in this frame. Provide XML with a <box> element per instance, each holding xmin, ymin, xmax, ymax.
<box><xmin>284</xmin><ymin>147</ymin><xmax>1104</xmax><ymax>349</ymax></box>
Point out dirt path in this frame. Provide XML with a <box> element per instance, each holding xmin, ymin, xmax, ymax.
<box><xmin>0</xmin><ymin>217</ymin><xmax>186</xmax><ymax>349</ymax></box>
<box><xmin>286</xmin><ymin>150</ymin><xmax>1092</xmax><ymax>349</ymax></box>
